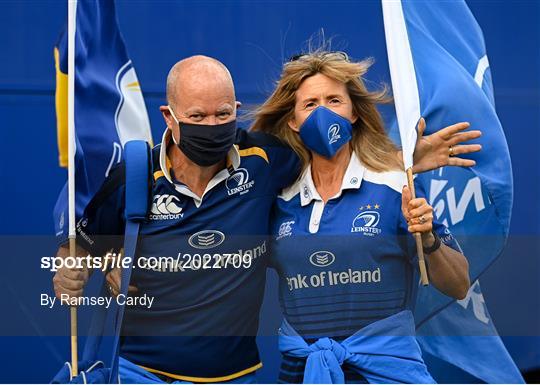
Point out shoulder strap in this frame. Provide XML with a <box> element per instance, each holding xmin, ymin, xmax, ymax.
<box><xmin>109</xmin><ymin>140</ymin><xmax>151</xmax><ymax>383</ymax></box>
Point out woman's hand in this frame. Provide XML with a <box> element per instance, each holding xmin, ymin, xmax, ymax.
<box><xmin>412</xmin><ymin>118</ymin><xmax>482</xmax><ymax>174</ymax></box>
<box><xmin>401</xmin><ymin>185</ymin><xmax>436</xmax><ymax>248</ymax></box>
<box><xmin>401</xmin><ymin>185</ymin><xmax>470</xmax><ymax>299</ymax></box>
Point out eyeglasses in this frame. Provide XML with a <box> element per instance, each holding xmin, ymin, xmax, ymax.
<box><xmin>288</xmin><ymin>51</ymin><xmax>350</xmax><ymax>62</ymax></box>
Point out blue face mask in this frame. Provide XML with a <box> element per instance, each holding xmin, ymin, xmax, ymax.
<box><xmin>298</xmin><ymin>106</ymin><xmax>353</xmax><ymax>158</ymax></box>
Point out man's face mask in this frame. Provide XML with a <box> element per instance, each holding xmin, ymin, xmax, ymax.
<box><xmin>299</xmin><ymin>106</ymin><xmax>353</xmax><ymax>158</ymax></box>
<box><xmin>168</xmin><ymin>106</ymin><xmax>237</xmax><ymax>167</ymax></box>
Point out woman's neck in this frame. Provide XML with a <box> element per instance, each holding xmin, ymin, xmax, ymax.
<box><xmin>311</xmin><ymin>145</ymin><xmax>352</xmax><ymax>203</ymax></box>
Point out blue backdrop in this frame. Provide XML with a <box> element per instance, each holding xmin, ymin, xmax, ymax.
<box><xmin>0</xmin><ymin>1</ymin><xmax>538</xmax><ymax>382</ymax></box>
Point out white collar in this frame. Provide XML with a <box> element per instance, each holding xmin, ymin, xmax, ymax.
<box><xmin>299</xmin><ymin>151</ymin><xmax>366</xmax><ymax>206</ymax></box>
<box><xmin>158</xmin><ymin>128</ymin><xmax>241</xmax><ymax>207</ymax></box>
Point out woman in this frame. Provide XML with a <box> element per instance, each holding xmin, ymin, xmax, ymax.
<box><xmin>251</xmin><ymin>51</ymin><xmax>470</xmax><ymax>383</ymax></box>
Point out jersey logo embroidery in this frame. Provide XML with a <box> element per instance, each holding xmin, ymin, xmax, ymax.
<box><xmin>309</xmin><ymin>251</ymin><xmax>336</xmax><ymax>267</ymax></box>
<box><xmin>149</xmin><ymin>194</ymin><xmax>184</xmax><ymax>220</ymax></box>
<box><xmin>351</xmin><ymin>204</ymin><xmax>382</xmax><ymax>236</ymax></box>
<box><xmin>226</xmin><ymin>168</ymin><xmax>255</xmax><ymax>196</ymax></box>
<box><xmin>188</xmin><ymin>230</ymin><xmax>225</xmax><ymax>249</ymax></box>
<box><xmin>276</xmin><ymin>220</ymin><xmax>295</xmax><ymax>240</ymax></box>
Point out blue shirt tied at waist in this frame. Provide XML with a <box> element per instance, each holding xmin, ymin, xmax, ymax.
<box><xmin>278</xmin><ymin>310</ymin><xmax>435</xmax><ymax>384</ymax></box>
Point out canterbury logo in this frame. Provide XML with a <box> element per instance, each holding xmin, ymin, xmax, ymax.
<box><xmin>149</xmin><ymin>194</ymin><xmax>183</xmax><ymax>220</ymax></box>
<box><xmin>328</xmin><ymin>124</ymin><xmax>341</xmax><ymax>144</ymax></box>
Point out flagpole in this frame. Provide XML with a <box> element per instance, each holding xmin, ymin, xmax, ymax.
<box><xmin>382</xmin><ymin>0</ymin><xmax>429</xmax><ymax>285</ymax></box>
<box><xmin>67</xmin><ymin>0</ymin><xmax>78</xmax><ymax>376</ymax></box>
<box><xmin>406</xmin><ymin>168</ymin><xmax>429</xmax><ymax>285</ymax></box>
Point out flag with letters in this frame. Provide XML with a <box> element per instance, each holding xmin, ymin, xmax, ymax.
<box><xmin>53</xmin><ymin>0</ymin><xmax>152</xmax><ymax>238</ymax></box>
<box><xmin>382</xmin><ymin>0</ymin><xmax>521</xmax><ymax>382</ymax></box>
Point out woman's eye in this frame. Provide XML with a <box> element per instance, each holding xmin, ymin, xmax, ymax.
<box><xmin>305</xmin><ymin>102</ymin><xmax>316</xmax><ymax>109</ymax></box>
<box><xmin>330</xmin><ymin>98</ymin><xmax>341</xmax><ymax>104</ymax></box>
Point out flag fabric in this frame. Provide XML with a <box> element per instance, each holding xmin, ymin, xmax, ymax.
<box><xmin>53</xmin><ymin>0</ymin><xmax>152</xmax><ymax>238</ymax></box>
<box><xmin>382</xmin><ymin>0</ymin><xmax>520</xmax><ymax>382</ymax></box>
<box><xmin>417</xmin><ymin>281</ymin><xmax>524</xmax><ymax>383</ymax></box>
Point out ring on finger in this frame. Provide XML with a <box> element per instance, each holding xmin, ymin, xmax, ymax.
<box><xmin>449</xmin><ymin>146</ymin><xmax>454</xmax><ymax>157</ymax></box>
<box><xmin>419</xmin><ymin>215</ymin><xmax>427</xmax><ymax>224</ymax></box>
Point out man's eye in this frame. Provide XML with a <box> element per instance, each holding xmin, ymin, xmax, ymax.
<box><xmin>190</xmin><ymin>114</ymin><xmax>202</xmax><ymax>120</ymax></box>
<box><xmin>218</xmin><ymin>112</ymin><xmax>231</xmax><ymax>118</ymax></box>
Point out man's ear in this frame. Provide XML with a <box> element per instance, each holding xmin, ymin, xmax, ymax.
<box><xmin>235</xmin><ymin>101</ymin><xmax>242</xmax><ymax>110</ymax></box>
<box><xmin>160</xmin><ymin>105</ymin><xmax>174</xmax><ymax>129</ymax></box>
<box><xmin>288</xmin><ymin>118</ymin><xmax>300</xmax><ymax>133</ymax></box>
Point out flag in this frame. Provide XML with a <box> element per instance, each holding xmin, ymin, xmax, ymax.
<box><xmin>382</xmin><ymin>0</ymin><xmax>520</xmax><ymax>382</ymax></box>
<box><xmin>417</xmin><ymin>281</ymin><xmax>524</xmax><ymax>383</ymax></box>
<box><xmin>53</xmin><ymin>0</ymin><xmax>152</xmax><ymax>238</ymax></box>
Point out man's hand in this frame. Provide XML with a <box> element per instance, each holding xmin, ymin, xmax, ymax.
<box><xmin>105</xmin><ymin>267</ymin><xmax>138</xmax><ymax>297</ymax></box>
<box><xmin>412</xmin><ymin>118</ymin><xmax>482</xmax><ymax>173</ymax></box>
<box><xmin>52</xmin><ymin>244</ymin><xmax>90</xmax><ymax>300</ymax></box>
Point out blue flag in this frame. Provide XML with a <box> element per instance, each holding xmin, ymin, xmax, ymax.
<box><xmin>53</xmin><ymin>0</ymin><xmax>152</xmax><ymax>238</ymax></box>
<box><xmin>417</xmin><ymin>281</ymin><xmax>524</xmax><ymax>383</ymax></box>
<box><xmin>382</xmin><ymin>0</ymin><xmax>520</xmax><ymax>382</ymax></box>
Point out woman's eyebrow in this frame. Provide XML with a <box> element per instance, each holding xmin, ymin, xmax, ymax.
<box><xmin>326</xmin><ymin>94</ymin><xmax>344</xmax><ymax>99</ymax></box>
<box><xmin>300</xmin><ymin>97</ymin><xmax>318</xmax><ymax>104</ymax></box>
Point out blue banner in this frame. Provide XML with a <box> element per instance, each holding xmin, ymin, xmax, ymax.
<box><xmin>53</xmin><ymin>0</ymin><xmax>152</xmax><ymax>237</ymax></box>
<box><xmin>385</xmin><ymin>0</ymin><xmax>519</xmax><ymax>382</ymax></box>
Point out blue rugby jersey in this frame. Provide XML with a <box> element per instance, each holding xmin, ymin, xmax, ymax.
<box><xmin>270</xmin><ymin>152</ymin><xmax>461</xmax><ymax>383</ymax></box>
<box><xmin>63</xmin><ymin>128</ymin><xmax>299</xmax><ymax>381</ymax></box>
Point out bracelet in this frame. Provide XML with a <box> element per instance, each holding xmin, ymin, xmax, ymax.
<box><xmin>423</xmin><ymin>231</ymin><xmax>441</xmax><ymax>254</ymax></box>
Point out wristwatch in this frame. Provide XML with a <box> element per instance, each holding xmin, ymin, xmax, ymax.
<box><xmin>423</xmin><ymin>230</ymin><xmax>441</xmax><ymax>254</ymax></box>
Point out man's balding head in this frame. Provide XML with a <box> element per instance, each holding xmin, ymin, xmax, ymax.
<box><xmin>166</xmin><ymin>55</ymin><xmax>235</xmax><ymax>108</ymax></box>
<box><xmin>160</xmin><ymin>55</ymin><xmax>240</xmax><ymax>146</ymax></box>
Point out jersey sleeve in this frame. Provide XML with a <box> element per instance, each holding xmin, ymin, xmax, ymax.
<box><xmin>398</xmin><ymin>179</ymin><xmax>463</xmax><ymax>265</ymax></box>
<box><xmin>56</xmin><ymin>163</ymin><xmax>126</xmax><ymax>257</ymax></box>
<box><xmin>237</xmin><ymin>129</ymin><xmax>301</xmax><ymax>191</ymax></box>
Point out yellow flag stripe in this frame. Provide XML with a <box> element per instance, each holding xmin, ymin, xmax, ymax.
<box><xmin>54</xmin><ymin>47</ymin><xmax>68</xmax><ymax>168</ymax></box>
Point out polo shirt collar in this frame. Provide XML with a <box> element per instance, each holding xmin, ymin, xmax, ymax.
<box><xmin>299</xmin><ymin>151</ymin><xmax>366</xmax><ymax>207</ymax></box>
<box><xmin>158</xmin><ymin>128</ymin><xmax>240</xmax><ymax>207</ymax></box>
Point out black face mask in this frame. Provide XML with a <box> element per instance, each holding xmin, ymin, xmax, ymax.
<box><xmin>168</xmin><ymin>107</ymin><xmax>237</xmax><ymax>167</ymax></box>
<box><xmin>175</xmin><ymin>120</ymin><xmax>237</xmax><ymax>167</ymax></box>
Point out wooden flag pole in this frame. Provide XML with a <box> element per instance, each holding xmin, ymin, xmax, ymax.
<box><xmin>406</xmin><ymin>167</ymin><xmax>429</xmax><ymax>286</ymax></box>
<box><xmin>69</xmin><ymin>240</ymin><xmax>78</xmax><ymax>376</ymax></box>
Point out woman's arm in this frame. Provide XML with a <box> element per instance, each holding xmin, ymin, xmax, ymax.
<box><xmin>401</xmin><ymin>185</ymin><xmax>470</xmax><ymax>299</ymax></box>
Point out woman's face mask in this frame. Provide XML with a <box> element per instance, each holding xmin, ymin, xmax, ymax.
<box><xmin>299</xmin><ymin>106</ymin><xmax>353</xmax><ymax>158</ymax></box>
<box><xmin>168</xmin><ymin>106</ymin><xmax>237</xmax><ymax>167</ymax></box>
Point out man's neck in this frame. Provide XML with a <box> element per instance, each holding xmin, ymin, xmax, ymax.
<box><xmin>311</xmin><ymin>145</ymin><xmax>352</xmax><ymax>203</ymax></box>
<box><xmin>167</xmin><ymin>143</ymin><xmax>225</xmax><ymax>198</ymax></box>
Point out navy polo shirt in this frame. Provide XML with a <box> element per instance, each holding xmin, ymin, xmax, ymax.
<box><xmin>66</xmin><ymin>128</ymin><xmax>299</xmax><ymax>381</ymax></box>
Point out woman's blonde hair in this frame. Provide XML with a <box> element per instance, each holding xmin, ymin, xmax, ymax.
<box><xmin>250</xmin><ymin>50</ymin><xmax>402</xmax><ymax>172</ymax></box>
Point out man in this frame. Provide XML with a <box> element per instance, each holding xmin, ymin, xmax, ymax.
<box><xmin>54</xmin><ymin>55</ymin><xmax>298</xmax><ymax>383</ymax></box>
<box><xmin>53</xmin><ymin>55</ymin><xmax>480</xmax><ymax>383</ymax></box>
